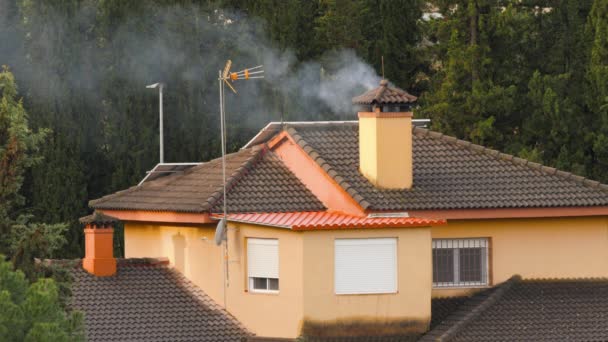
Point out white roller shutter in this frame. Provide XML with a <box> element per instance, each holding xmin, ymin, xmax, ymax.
<box><xmin>247</xmin><ymin>238</ymin><xmax>279</xmax><ymax>279</ymax></box>
<box><xmin>335</xmin><ymin>238</ymin><xmax>397</xmax><ymax>294</ymax></box>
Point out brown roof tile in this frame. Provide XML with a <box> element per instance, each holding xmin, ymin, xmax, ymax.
<box><xmin>211</xmin><ymin>151</ymin><xmax>325</xmax><ymax>213</ymax></box>
<box><xmin>90</xmin><ymin>146</ymin><xmax>324</xmax><ymax>214</ymax></box>
<box><xmin>352</xmin><ymin>80</ymin><xmax>418</xmax><ymax>105</ymax></box>
<box><xmin>69</xmin><ymin>259</ymin><xmax>251</xmax><ymax>342</ymax></box>
<box><xmin>92</xmin><ymin>119</ymin><xmax>608</xmax><ymax>214</ymax></box>
<box><xmin>287</xmin><ymin>122</ymin><xmax>608</xmax><ymax>211</ymax></box>
<box><xmin>422</xmin><ymin>276</ymin><xmax>608</xmax><ymax>341</ymax></box>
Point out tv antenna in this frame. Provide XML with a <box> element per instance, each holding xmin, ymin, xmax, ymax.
<box><xmin>217</xmin><ymin>60</ymin><xmax>264</xmax><ymax>307</ymax></box>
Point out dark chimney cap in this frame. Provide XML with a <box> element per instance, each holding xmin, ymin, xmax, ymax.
<box><xmin>352</xmin><ymin>79</ymin><xmax>417</xmax><ymax>105</ymax></box>
<box><xmin>79</xmin><ymin>211</ymin><xmax>119</xmax><ymax>226</ymax></box>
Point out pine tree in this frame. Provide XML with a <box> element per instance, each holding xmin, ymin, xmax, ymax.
<box><xmin>586</xmin><ymin>0</ymin><xmax>608</xmax><ymax>180</ymax></box>
<box><xmin>0</xmin><ymin>258</ymin><xmax>84</xmax><ymax>342</ymax></box>
<box><xmin>377</xmin><ymin>0</ymin><xmax>424</xmax><ymax>90</ymax></box>
<box><xmin>0</xmin><ymin>66</ymin><xmax>47</xmax><ymax>253</ymax></box>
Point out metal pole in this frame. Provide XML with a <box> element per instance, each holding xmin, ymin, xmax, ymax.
<box><xmin>219</xmin><ymin>70</ymin><xmax>228</xmax><ymax>309</ymax></box>
<box><xmin>222</xmin><ymin>75</ymin><xmax>230</xmax><ymax>293</ymax></box>
<box><xmin>159</xmin><ymin>84</ymin><xmax>164</xmax><ymax>164</ymax></box>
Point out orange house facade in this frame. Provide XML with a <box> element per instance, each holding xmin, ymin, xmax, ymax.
<box><xmin>90</xmin><ymin>81</ymin><xmax>608</xmax><ymax>339</ymax></box>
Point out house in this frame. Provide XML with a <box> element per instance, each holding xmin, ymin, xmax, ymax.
<box><xmin>88</xmin><ymin>80</ymin><xmax>608</xmax><ymax>340</ymax></box>
<box><xmin>68</xmin><ymin>212</ymin><xmax>252</xmax><ymax>342</ymax></box>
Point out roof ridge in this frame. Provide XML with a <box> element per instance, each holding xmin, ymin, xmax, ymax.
<box><xmin>88</xmin><ymin>185</ymin><xmax>140</xmax><ymax>208</ymax></box>
<box><xmin>421</xmin><ymin>275</ymin><xmax>521</xmax><ymax>342</ymax></box>
<box><xmin>165</xmin><ymin>266</ymin><xmax>252</xmax><ymax>335</ymax></box>
<box><xmin>116</xmin><ymin>257</ymin><xmax>170</xmax><ymax>266</ymax></box>
<box><xmin>205</xmin><ymin>145</ymin><xmax>266</xmax><ymax>211</ymax></box>
<box><xmin>414</xmin><ymin>127</ymin><xmax>608</xmax><ymax>193</ymax></box>
<box><xmin>285</xmin><ymin>125</ymin><xmax>371</xmax><ymax>210</ymax></box>
<box><xmin>521</xmin><ymin>276</ymin><xmax>608</xmax><ymax>282</ymax></box>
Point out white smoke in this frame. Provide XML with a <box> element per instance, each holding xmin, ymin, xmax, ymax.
<box><xmin>1</xmin><ymin>2</ymin><xmax>384</xmax><ymax>141</ymax></box>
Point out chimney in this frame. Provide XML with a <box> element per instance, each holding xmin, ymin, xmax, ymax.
<box><xmin>352</xmin><ymin>79</ymin><xmax>418</xmax><ymax>189</ymax></box>
<box><xmin>79</xmin><ymin>212</ymin><xmax>118</xmax><ymax>277</ymax></box>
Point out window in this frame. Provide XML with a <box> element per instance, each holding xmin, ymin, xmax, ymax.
<box><xmin>247</xmin><ymin>238</ymin><xmax>279</xmax><ymax>293</ymax></box>
<box><xmin>432</xmin><ymin>238</ymin><xmax>489</xmax><ymax>287</ymax></box>
<box><xmin>334</xmin><ymin>238</ymin><xmax>397</xmax><ymax>295</ymax></box>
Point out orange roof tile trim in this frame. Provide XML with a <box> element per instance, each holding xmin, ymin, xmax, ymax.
<box><xmin>212</xmin><ymin>211</ymin><xmax>445</xmax><ymax>231</ymax></box>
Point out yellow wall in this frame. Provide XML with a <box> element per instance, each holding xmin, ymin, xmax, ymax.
<box><xmin>124</xmin><ymin>222</ymin><xmax>433</xmax><ymax>338</ymax></box>
<box><xmin>301</xmin><ymin>228</ymin><xmax>431</xmax><ymax>334</ymax></box>
<box><xmin>359</xmin><ymin>113</ymin><xmax>412</xmax><ymax>189</ymax></box>
<box><xmin>359</xmin><ymin>115</ymin><xmax>378</xmax><ymax>184</ymax></box>
<box><xmin>124</xmin><ymin>222</ymin><xmax>302</xmax><ymax>337</ymax></box>
<box><xmin>224</xmin><ymin>223</ymin><xmax>305</xmax><ymax>338</ymax></box>
<box><xmin>124</xmin><ymin>222</ymin><xmax>224</xmax><ymax>303</ymax></box>
<box><xmin>124</xmin><ymin>216</ymin><xmax>608</xmax><ymax>335</ymax></box>
<box><xmin>431</xmin><ymin>216</ymin><xmax>608</xmax><ymax>297</ymax></box>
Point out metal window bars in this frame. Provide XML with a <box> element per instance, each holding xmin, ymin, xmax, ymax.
<box><xmin>432</xmin><ymin>238</ymin><xmax>489</xmax><ymax>288</ymax></box>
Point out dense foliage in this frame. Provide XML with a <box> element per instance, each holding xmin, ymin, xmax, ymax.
<box><xmin>0</xmin><ymin>67</ymin><xmax>68</xmax><ymax>274</ymax></box>
<box><xmin>0</xmin><ymin>257</ymin><xmax>84</xmax><ymax>341</ymax></box>
<box><xmin>0</xmin><ymin>0</ymin><xmax>607</xmax><ymax>258</ymax></box>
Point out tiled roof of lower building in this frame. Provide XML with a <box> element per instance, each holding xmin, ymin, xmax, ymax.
<box><xmin>69</xmin><ymin>258</ymin><xmax>251</xmax><ymax>342</ymax></box>
<box><xmin>422</xmin><ymin>276</ymin><xmax>608</xmax><ymax>341</ymax></box>
<box><xmin>286</xmin><ymin>122</ymin><xmax>608</xmax><ymax>211</ymax></box>
<box><xmin>90</xmin><ymin>146</ymin><xmax>324</xmax><ymax>213</ymax></box>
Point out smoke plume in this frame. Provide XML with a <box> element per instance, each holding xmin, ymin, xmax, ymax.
<box><xmin>0</xmin><ymin>1</ymin><xmax>382</xmax><ymax>158</ymax></box>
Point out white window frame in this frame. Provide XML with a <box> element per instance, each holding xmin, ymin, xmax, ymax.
<box><xmin>334</xmin><ymin>238</ymin><xmax>398</xmax><ymax>295</ymax></box>
<box><xmin>248</xmin><ymin>277</ymin><xmax>279</xmax><ymax>294</ymax></box>
<box><xmin>432</xmin><ymin>238</ymin><xmax>489</xmax><ymax>288</ymax></box>
<box><xmin>247</xmin><ymin>238</ymin><xmax>279</xmax><ymax>294</ymax></box>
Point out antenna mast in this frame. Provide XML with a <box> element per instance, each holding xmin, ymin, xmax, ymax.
<box><xmin>146</xmin><ymin>82</ymin><xmax>165</xmax><ymax>163</ymax></box>
<box><xmin>217</xmin><ymin>60</ymin><xmax>264</xmax><ymax>308</ymax></box>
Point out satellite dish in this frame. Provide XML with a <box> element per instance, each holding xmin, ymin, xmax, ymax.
<box><xmin>214</xmin><ymin>218</ymin><xmax>227</xmax><ymax>246</ymax></box>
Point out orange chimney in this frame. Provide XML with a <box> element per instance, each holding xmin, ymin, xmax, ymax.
<box><xmin>80</xmin><ymin>212</ymin><xmax>118</xmax><ymax>277</ymax></box>
<box><xmin>352</xmin><ymin>80</ymin><xmax>418</xmax><ymax>189</ymax></box>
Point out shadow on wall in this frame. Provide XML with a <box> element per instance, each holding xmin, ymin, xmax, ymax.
<box><xmin>300</xmin><ymin>318</ymin><xmax>428</xmax><ymax>342</ymax></box>
<box><xmin>172</xmin><ymin>233</ymin><xmax>186</xmax><ymax>273</ymax></box>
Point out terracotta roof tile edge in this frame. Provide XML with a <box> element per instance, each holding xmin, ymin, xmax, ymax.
<box><xmin>215</xmin><ymin>212</ymin><xmax>445</xmax><ymax>230</ymax></box>
<box><xmin>414</xmin><ymin>127</ymin><xmax>608</xmax><ymax>194</ymax></box>
<box><xmin>421</xmin><ymin>275</ymin><xmax>521</xmax><ymax>342</ymax></box>
<box><xmin>285</xmin><ymin>125</ymin><xmax>370</xmax><ymax>210</ymax></box>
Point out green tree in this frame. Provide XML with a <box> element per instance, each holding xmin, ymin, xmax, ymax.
<box><xmin>315</xmin><ymin>0</ymin><xmax>375</xmax><ymax>58</ymax></box>
<box><xmin>0</xmin><ymin>66</ymin><xmax>47</xmax><ymax>251</ymax></box>
<box><xmin>18</xmin><ymin>0</ymin><xmax>95</xmax><ymax>258</ymax></box>
<box><xmin>422</xmin><ymin>0</ymin><xmax>595</xmax><ymax>162</ymax></box>
<box><xmin>0</xmin><ymin>67</ymin><xmax>69</xmax><ymax>277</ymax></box>
<box><xmin>376</xmin><ymin>0</ymin><xmax>424</xmax><ymax>90</ymax></box>
<box><xmin>0</xmin><ymin>258</ymin><xmax>84</xmax><ymax>342</ymax></box>
<box><xmin>586</xmin><ymin>0</ymin><xmax>608</xmax><ymax>180</ymax></box>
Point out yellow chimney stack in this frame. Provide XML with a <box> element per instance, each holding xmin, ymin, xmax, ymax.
<box><xmin>353</xmin><ymin>80</ymin><xmax>417</xmax><ymax>190</ymax></box>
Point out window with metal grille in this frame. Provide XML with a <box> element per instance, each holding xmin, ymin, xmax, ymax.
<box><xmin>432</xmin><ymin>238</ymin><xmax>489</xmax><ymax>287</ymax></box>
